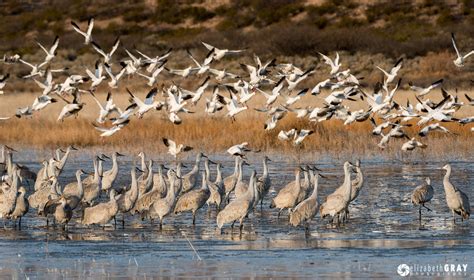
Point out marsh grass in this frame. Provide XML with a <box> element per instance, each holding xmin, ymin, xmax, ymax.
<box><xmin>0</xmin><ymin>90</ymin><xmax>473</xmax><ymax>160</ymax></box>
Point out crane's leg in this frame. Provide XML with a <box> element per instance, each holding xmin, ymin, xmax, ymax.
<box><xmin>159</xmin><ymin>218</ymin><xmax>163</xmax><ymax>231</ymax></box>
<box><xmin>239</xmin><ymin>218</ymin><xmax>244</xmax><ymax>236</ymax></box>
<box><xmin>422</xmin><ymin>204</ymin><xmax>431</xmax><ymax>212</ymax></box>
<box><xmin>277</xmin><ymin>209</ymin><xmax>282</xmax><ymax>220</ymax></box>
<box><xmin>192</xmin><ymin>211</ymin><xmax>196</xmax><ymax>225</ymax></box>
<box><xmin>452</xmin><ymin>210</ymin><xmax>456</xmax><ymax>224</ymax></box>
<box><xmin>419</xmin><ymin>205</ymin><xmax>422</xmax><ymax>224</ymax></box>
<box><xmin>19</xmin><ymin>217</ymin><xmax>22</xmax><ymax>230</ymax></box>
<box><xmin>122</xmin><ymin>213</ymin><xmax>125</xmax><ymax>229</ymax></box>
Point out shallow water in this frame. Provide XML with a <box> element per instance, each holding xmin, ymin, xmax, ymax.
<box><xmin>1</xmin><ymin>153</ymin><xmax>473</xmax><ymax>278</ymax></box>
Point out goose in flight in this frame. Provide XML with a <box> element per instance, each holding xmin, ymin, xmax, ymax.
<box><xmin>319</xmin><ymin>52</ymin><xmax>341</xmax><ymax>75</ymax></box>
<box><xmin>451</xmin><ymin>33</ymin><xmax>474</xmax><ymax>67</ymax></box>
<box><xmin>93</xmin><ymin>120</ymin><xmax>129</xmax><ymax>137</ymax></box>
<box><xmin>166</xmin><ymin>65</ymin><xmax>199</xmax><ymax>78</ymax></box>
<box><xmin>162</xmin><ymin>138</ymin><xmax>193</xmax><ymax>159</ymax></box>
<box><xmin>208</xmin><ymin>68</ymin><xmax>239</xmax><ymax>81</ymax></box>
<box><xmin>256</xmin><ymin>77</ymin><xmax>284</xmax><ymax>107</ymax></box>
<box><xmin>409</xmin><ymin>79</ymin><xmax>443</xmax><ymax>97</ymax></box>
<box><xmin>205</xmin><ymin>86</ymin><xmax>225</xmax><ymax>115</ymax></box>
<box><xmin>111</xmin><ymin>103</ymin><xmax>137</xmax><ymax>126</ymax></box>
<box><xmin>201</xmin><ymin>41</ymin><xmax>245</xmax><ymax>60</ymax></box>
<box><xmin>376</xmin><ymin>58</ymin><xmax>402</xmax><ymax>85</ymax></box>
<box><xmin>127</xmin><ymin>87</ymin><xmax>163</xmax><ymax>118</ymax></box>
<box><xmin>401</xmin><ymin>137</ymin><xmax>427</xmax><ymax>151</ymax></box>
<box><xmin>0</xmin><ymin>74</ymin><xmax>9</xmax><ymax>94</ymax></box>
<box><xmin>136</xmin><ymin>48</ymin><xmax>172</xmax><ymax>73</ymax></box>
<box><xmin>15</xmin><ymin>106</ymin><xmax>33</xmax><ymax>118</ymax></box>
<box><xmin>89</xmin><ymin>91</ymin><xmax>120</xmax><ymax>124</ymax></box>
<box><xmin>418</xmin><ymin>123</ymin><xmax>451</xmax><ymax>137</ymax></box>
<box><xmin>85</xmin><ymin>60</ymin><xmax>106</xmax><ymax>89</ymax></box>
<box><xmin>33</xmin><ymin>70</ymin><xmax>57</xmax><ymax>96</ymax></box>
<box><xmin>293</xmin><ymin>129</ymin><xmax>314</xmax><ymax>146</ymax></box>
<box><xmin>278</xmin><ymin>128</ymin><xmax>297</xmax><ymax>141</ymax></box>
<box><xmin>57</xmin><ymin>91</ymin><xmax>84</xmax><ymax>122</ymax></box>
<box><xmin>71</xmin><ymin>17</ymin><xmax>94</xmax><ymax>45</ymax></box>
<box><xmin>227</xmin><ymin>142</ymin><xmax>257</xmax><ymax>157</ymax></box>
<box><xmin>91</xmin><ymin>37</ymin><xmax>120</xmax><ymax>64</ymax></box>
<box><xmin>286</xmin><ymin>67</ymin><xmax>314</xmax><ymax>91</ymax></box>
<box><xmin>137</xmin><ymin>59</ymin><xmax>167</xmax><ymax>87</ymax></box>
<box><xmin>104</xmin><ymin>63</ymin><xmax>126</xmax><ymax>88</ymax></box>
<box><xmin>19</xmin><ymin>59</ymin><xmax>47</xmax><ymax>79</ymax></box>
<box><xmin>311</xmin><ymin>78</ymin><xmax>334</xmax><ymax>95</ymax></box>
<box><xmin>223</xmin><ymin>91</ymin><xmax>247</xmax><ymax>119</ymax></box>
<box><xmin>284</xmin><ymin>88</ymin><xmax>308</xmax><ymax>106</ymax></box>
<box><xmin>187</xmin><ymin>48</ymin><xmax>214</xmax><ymax>75</ymax></box>
<box><xmin>36</xmin><ymin>35</ymin><xmax>59</xmax><ymax>63</ymax></box>
<box><xmin>177</xmin><ymin>76</ymin><xmax>210</xmax><ymax>105</ymax></box>
<box><xmin>32</xmin><ymin>95</ymin><xmax>57</xmax><ymax>112</ymax></box>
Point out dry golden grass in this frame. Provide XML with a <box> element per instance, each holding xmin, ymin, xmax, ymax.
<box><xmin>0</xmin><ymin>89</ymin><xmax>473</xmax><ymax>160</ymax></box>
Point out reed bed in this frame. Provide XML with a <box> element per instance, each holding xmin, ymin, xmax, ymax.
<box><xmin>0</xmin><ymin>90</ymin><xmax>473</xmax><ymax>160</ymax></box>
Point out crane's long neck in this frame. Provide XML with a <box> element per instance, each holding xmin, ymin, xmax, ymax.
<box><xmin>204</xmin><ymin>160</ymin><xmax>211</xmax><ymax>182</ymax></box>
<box><xmin>93</xmin><ymin>158</ymin><xmax>99</xmax><ymax>180</ymax></box>
<box><xmin>310</xmin><ymin>176</ymin><xmax>319</xmax><ymax>199</ymax></box>
<box><xmin>201</xmin><ymin>171</ymin><xmax>208</xmax><ymax>190</ymax></box>
<box><xmin>215</xmin><ymin>165</ymin><xmax>222</xmax><ymax>184</ymax></box>
<box><xmin>443</xmin><ymin>167</ymin><xmax>454</xmax><ymax>191</ymax></box>
<box><xmin>76</xmin><ymin>171</ymin><xmax>83</xmax><ymax>198</ymax></box>
<box><xmin>233</xmin><ymin>157</ymin><xmax>239</xmax><ymax>176</ymax></box>
<box><xmin>343</xmin><ymin>165</ymin><xmax>352</xmax><ymax>201</ymax></box>
<box><xmin>238</xmin><ymin>161</ymin><xmax>244</xmax><ymax>182</ymax></box>
<box><xmin>248</xmin><ymin>171</ymin><xmax>256</xmax><ymax>201</ymax></box>
<box><xmin>111</xmin><ymin>154</ymin><xmax>118</xmax><ymax>174</ymax></box>
<box><xmin>294</xmin><ymin>171</ymin><xmax>301</xmax><ymax>193</ymax></box>
<box><xmin>6</xmin><ymin>152</ymin><xmax>13</xmax><ymax>176</ymax></box>
<box><xmin>262</xmin><ymin>159</ymin><xmax>268</xmax><ymax>177</ymax></box>
<box><xmin>59</xmin><ymin>148</ymin><xmax>71</xmax><ymax>169</ymax></box>
<box><xmin>166</xmin><ymin>174</ymin><xmax>176</xmax><ymax>202</ymax></box>
<box><xmin>303</xmin><ymin>170</ymin><xmax>309</xmax><ymax>187</ymax></box>
<box><xmin>130</xmin><ymin>169</ymin><xmax>138</xmax><ymax>195</ymax></box>
<box><xmin>0</xmin><ymin>146</ymin><xmax>4</xmax><ymax>163</ymax></box>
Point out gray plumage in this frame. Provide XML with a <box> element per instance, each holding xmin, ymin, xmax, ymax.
<box><xmin>174</xmin><ymin>170</ymin><xmax>210</xmax><ymax>224</ymax></box>
<box><xmin>82</xmin><ymin>190</ymin><xmax>119</xmax><ymax>226</ymax></box>
<box><xmin>290</xmin><ymin>172</ymin><xmax>321</xmax><ymax>228</ymax></box>
<box><xmin>442</xmin><ymin>164</ymin><xmax>470</xmax><ymax>222</ymax></box>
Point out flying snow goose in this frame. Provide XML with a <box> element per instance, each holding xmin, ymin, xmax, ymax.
<box><xmin>71</xmin><ymin>17</ymin><xmax>94</xmax><ymax>45</ymax></box>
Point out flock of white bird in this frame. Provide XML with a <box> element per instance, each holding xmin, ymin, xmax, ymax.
<box><xmin>0</xmin><ymin>18</ymin><xmax>472</xmax><ymax>233</ymax></box>
<box><xmin>0</xmin><ymin>18</ymin><xmax>473</xmax><ymax>151</ymax></box>
<box><xmin>0</xmin><ymin>143</ymin><xmax>470</xmax><ymax>234</ymax></box>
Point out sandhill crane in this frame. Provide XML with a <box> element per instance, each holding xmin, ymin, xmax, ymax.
<box><xmin>331</xmin><ymin>159</ymin><xmax>364</xmax><ymax>221</ymax></box>
<box><xmin>256</xmin><ymin>156</ymin><xmax>271</xmax><ymax>209</ymax></box>
<box><xmin>223</xmin><ymin>157</ymin><xmax>240</xmax><ymax>203</ymax></box>
<box><xmin>270</xmin><ymin>168</ymin><xmax>302</xmax><ymax>219</ymax></box>
<box><xmin>9</xmin><ymin>186</ymin><xmax>29</xmax><ymax>229</ymax></box>
<box><xmin>411</xmin><ymin>177</ymin><xmax>434</xmax><ymax>224</ymax></box>
<box><xmin>138</xmin><ymin>160</ymin><xmax>154</xmax><ymax>197</ymax></box>
<box><xmin>81</xmin><ymin>156</ymin><xmax>104</xmax><ymax>206</ymax></box>
<box><xmin>174</xmin><ymin>171</ymin><xmax>210</xmax><ymax>225</ymax></box>
<box><xmin>442</xmin><ymin>164</ymin><xmax>470</xmax><ymax>223</ymax></box>
<box><xmin>54</xmin><ymin>197</ymin><xmax>73</xmax><ymax>230</ymax></box>
<box><xmin>63</xmin><ymin>169</ymin><xmax>86</xmax><ymax>211</ymax></box>
<box><xmin>148</xmin><ymin>169</ymin><xmax>179</xmax><ymax>229</ymax></box>
<box><xmin>0</xmin><ymin>166</ymin><xmax>19</xmax><ymax>221</ymax></box>
<box><xmin>296</xmin><ymin>166</ymin><xmax>312</xmax><ymax>205</ymax></box>
<box><xmin>153</xmin><ymin>164</ymin><xmax>169</xmax><ymax>198</ymax></box>
<box><xmin>217</xmin><ymin>170</ymin><xmax>257</xmax><ymax>234</ymax></box>
<box><xmin>181</xmin><ymin>152</ymin><xmax>207</xmax><ymax>194</ymax></box>
<box><xmin>54</xmin><ymin>146</ymin><xmax>77</xmax><ymax>176</ymax></box>
<box><xmin>234</xmin><ymin>159</ymin><xmax>249</xmax><ymax>199</ymax></box>
<box><xmin>101</xmin><ymin>152</ymin><xmax>124</xmax><ymax>193</ymax></box>
<box><xmin>133</xmin><ymin>165</ymin><xmax>166</xmax><ymax>216</ymax></box>
<box><xmin>290</xmin><ymin>172</ymin><xmax>323</xmax><ymax>231</ymax></box>
<box><xmin>206</xmin><ymin>162</ymin><xmax>225</xmax><ymax>212</ymax></box>
<box><xmin>82</xmin><ymin>189</ymin><xmax>119</xmax><ymax>228</ymax></box>
<box><xmin>116</xmin><ymin>167</ymin><xmax>139</xmax><ymax>228</ymax></box>
<box><xmin>320</xmin><ymin>161</ymin><xmax>354</xmax><ymax>225</ymax></box>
